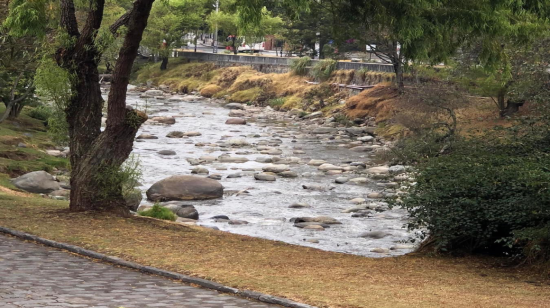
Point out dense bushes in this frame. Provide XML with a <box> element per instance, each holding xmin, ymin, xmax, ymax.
<box><xmin>394</xmin><ymin>127</ymin><xmax>550</xmax><ymax>262</ymax></box>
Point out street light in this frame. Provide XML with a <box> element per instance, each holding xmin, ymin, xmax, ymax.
<box><xmin>213</xmin><ymin>0</ymin><xmax>219</xmax><ymax>54</ymax></box>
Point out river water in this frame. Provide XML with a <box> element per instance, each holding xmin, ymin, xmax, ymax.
<box><xmin>122</xmin><ymin>90</ymin><xmax>415</xmax><ymax>257</ymax></box>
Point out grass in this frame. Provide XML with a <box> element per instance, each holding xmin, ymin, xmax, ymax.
<box><xmin>138</xmin><ymin>204</ymin><xmax>176</xmax><ymax>221</ymax></box>
<box><xmin>1</xmin><ymin>191</ymin><xmax>549</xmax><ymax>308</ymax></box>
<box><xmin>0</xmin><ymin>106</ymin><xmax>69</xmax><ymax>178</ymax></box>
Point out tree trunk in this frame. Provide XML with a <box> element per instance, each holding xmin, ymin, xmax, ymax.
<box><xmin>58</xmin><ymin>0</ymin><xmax>154</xmax><ymax>215</ymax></box>
<box><xmin>394</xmin><ymin>61</ymin><xmax>404</xmax><ymax>93</ymax></box>
<box><xmin>8</xmin><ymin>102</ymin><xmax>23</xmax><ymax>118</ymax></box>
<box><xmin>232</xmin><ymin>38</ymin><xmax>237</xmax><ymax>55</ymax></box>
<box><xmin>160</xmin><ymin>56</ymin><xmax>168</xmax><ymax>70</ymax></box>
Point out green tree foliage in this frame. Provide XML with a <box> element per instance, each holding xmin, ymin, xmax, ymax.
<box><xmin>207</xmin><ymin>2</ymin><xmax>282</xmax><ymax>54</ymax></box>
<box><xmin>327</xmin><ymin>0</ymin><xmax>549</xmax><ymax>91</ymax></box>
<box><xmin>142</xmin><ymin>0</ymin><xmax>209</xmax><ymax>69</ymax></box>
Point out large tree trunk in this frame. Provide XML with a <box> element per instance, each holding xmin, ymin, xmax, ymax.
<box><xmin>58</xmin><ymin>0</ymin><xmax>154</xmax><ymax>215</ymax></box>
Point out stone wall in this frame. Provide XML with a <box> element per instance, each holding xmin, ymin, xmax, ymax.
<box><xmin>177</xmin><ymin>52</ymin><xmax>395</xmax><ymax>74</ymax></box>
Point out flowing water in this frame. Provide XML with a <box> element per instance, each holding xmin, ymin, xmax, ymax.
<box><xmin>121</xmin><ymin>89</ymin><xmax>415</xmax><ymax>257</ymax></box>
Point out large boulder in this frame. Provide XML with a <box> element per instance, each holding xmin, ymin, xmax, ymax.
<box><xmin>146</xmin><ymin>175</ymin><xmax>223</xmax><ymax>202</ymax></box>
<box><xmin>11</xmin><ymin>171</ymin><xmax>61</xmax><ymax>194</ymax></box>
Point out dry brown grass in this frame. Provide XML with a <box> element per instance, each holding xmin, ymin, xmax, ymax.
<box><xmin>200</xmin><ymin>84</ymin><xmax>223</xmax><ymax>98</ymax></box>
<box><xmin>330</xmin><ymin>70</ymin><xmax>355</xmax><ymax>84</ymax></box>
<box><xmin>1</xmin><ymin>193</ymin><xmax>549</xmax><ymax>308</ymax></box>
<box><xmin>344</xmin><ymin>83</ymin><xmax>399</xmax><ymax>122</ymax></box>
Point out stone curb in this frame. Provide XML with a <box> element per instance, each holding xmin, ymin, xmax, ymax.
<box><xmin>0</xmin><ymin>226</ymin><xmax>316</xmax><ymax>308</ymax></box>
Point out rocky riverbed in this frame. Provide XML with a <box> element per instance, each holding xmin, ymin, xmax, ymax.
<box><xmin>122</xmin><ymin>87</ymin><xmax>417</xmax><ymax>257</ymax></box>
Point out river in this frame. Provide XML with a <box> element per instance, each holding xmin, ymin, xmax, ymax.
<box><xmin>121</xmin><ymin>88</ymin><xmax>415</xmax><ymax>257</ymax></box>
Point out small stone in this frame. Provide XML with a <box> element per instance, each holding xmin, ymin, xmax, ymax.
<box><xmin>335</xmin><ymin>177</ymin><xmax>349</xmax><ymax>184</ymax></box>
<box><xmin>228</xmin><ymin>220</ymin><xmax>249</xmax><ymax>225</ymax></box>
<box><xmin>166</xmin><ymin>131</ymin><xmax>184</xmax><ymax>138</ymax></box>
<box><xmin>350</xmin><ymin>198</ymin><xmax>366</xmax><ymax>204</ymax></box>
<box><xmin>225</xmin><ymin>103</ymin><xmax>245</xmax><ymax>110</ymax></box>
<box><xmin>254</xmin><ymin>173</ymin><xmax>276</xmax><ymax>181</ymax></box>
<box><xmin>191</xmin><ymin>167</ymin><xmax>209</xmax><ymax>174</ymax></box>
<box><xmin>289</xmin><ymin>203</ymin><xmax>311</xmax><ymax>209</ymax></box>
<box><xmin>158</xmin><ymin>150</ymin><xmax>176</xmax><ymax>156</ymax></box>
<box><xmin>360</xmin><ymin>231</ymin><xmax>389</xmax><ymax>239</ymax></box>
<box><xmin>226</xmin><ymin>118</ymin><xmax>247</xmax><ymax>125</ymax></box>
<box><xmin>137</xmin><ymin>134</ymin><xmax>158</xmax><ymax>139</ymax></box>
<box><xmin>367</xmin><ymin>192</ymin><xmax>384</xmax><ymax>199</ymax></box>
<box><xmin>303</xmin><ymin>225</ymin><xmax>325</xmax><ymax>230</ymax></box>
<box><xmin>371</xmin><ymin>248</ymin><xmax>390</xmax><ymax>253</ymax></box>
<box><xmin>308</xmin><ymin>159</ymin><xmax>326</xmax><ymax>166</ymax></box>
<box><xmin>349</xmin><ymin>177</ymin><xmax>368</xmax><ymax>184</ymax></box>
<box><xmin>207</xmin><ymin>174</ymin><xmax>222</xmax><ymax>180</ymax></box>
<box><xmin>279</xmin><ymin>171</ymin><xmax>298</xmax><ymax>178</ymax></box>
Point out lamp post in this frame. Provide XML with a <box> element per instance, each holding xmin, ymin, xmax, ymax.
<box><xmin>213</xmin><ymin>0</ymin><xmax>219</xmax><ymax>53</ymax></box>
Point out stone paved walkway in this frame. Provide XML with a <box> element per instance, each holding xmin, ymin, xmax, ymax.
<box><xmin>0</xmin><ymin>234</ymin><xmax>279</xmax><ymax>308</ymax></box>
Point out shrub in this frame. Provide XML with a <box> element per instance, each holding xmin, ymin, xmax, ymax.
<box><xmin>138</xmin><ymin>204</ymin><xmax>177</xmax><ymax>221</ymax></box>
<box><xmin>268</xmin><ymin>98</ymin><xmax>285</xmax><ymax>108</ymax></box>
<box><xmin>28</xmin><ymin>105</ymin><xmax>53</xmax><ymax>121</ymax></box>
<box><xmin>200</xmin><ymin>85</ymin><xmax>222</xmax><ymax>98</ymax></box>
<box><xmin>290</xmin><ymin>56</ymin><xmax>311</xmax><ymax>76</ymax></box>
<box><xmin>311</xmin><ymin>59</ymin><xmax>337</xmax><ymax>81</ymax></box>
<box><xmin>393</xmin><ymin>129</ymin><xmax>550</xmax><ymax>261</ymax></box>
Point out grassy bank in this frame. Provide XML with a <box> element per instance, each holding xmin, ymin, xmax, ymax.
<box><xmin>1</xmin><ymin>190</ymin><xmax>549</xmax><ymax>308</ymax></box>
<box><xmin>0</xmin><ymin>106</ymin><xmax>69</xmax><ymax>186</ymax></box>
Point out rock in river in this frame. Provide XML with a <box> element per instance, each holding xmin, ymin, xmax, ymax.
<box><xmin>254</xmin><ymin>173</ymin><xmax>276</xmax><ymax>181</ymax></box>
<box><xmin>291</xmin><ymin>216</ymin><xmax>341</xmax><ymax>224</ymax></box>
<box><xmin>225</xmin><ymin>118</ymin><xmax>247</xmax><ymax>125</ymax></box>
<box><xmin>151</xmin><ymin>116</ymin><xmax>176</xmax><ymax>125</ymax></box>
<box><xmin>158</xmin><ymin>150</ymin><xmax>176</xmax><ymax>156</ymax></box>
<box><xmin>359</xmin><ymin>231</ymin><xmax>389</xmax><ymax>239</ymax></box>
<box><xmin>225</xmin><ymin>103</ymin><xmax>245</xmax><ymax>110</ymax></box>
<box><xmin>137</xmin><ymin>134</ymin><xmax>158</xmax><ymax>139</ymax></box>
<box><xmin>162</xmin><ymin>202</ymin><xmax>199</xmax><ymax>220</ymax></box>
<box><xmin>146</xmin><ymin>175</ymin><xmax>224</xmax><ymax>202</ymax></box>
<box><xmin>11</xmin><ymin>171</ymin><xmax>61</xmax><ymax>194</ymax></box>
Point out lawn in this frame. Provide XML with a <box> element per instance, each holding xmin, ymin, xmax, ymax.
<box><xmin>1</xmin><ymin>191</ymin><xmax>549</xmax><ymax>308</ymax></box>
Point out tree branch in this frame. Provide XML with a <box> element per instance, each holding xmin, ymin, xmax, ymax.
<box><xmin>60</xmin><ymin>0</ymin><xmax>80</xmax><ymax>37</ymax></box>
<box><xmin>110</xmin><ymin>10</ymin><xmax>132</xmax><ymax>34</ymax></box>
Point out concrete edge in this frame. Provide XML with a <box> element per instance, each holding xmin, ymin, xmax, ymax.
<box><xmin>0</xmin><ymin>226</ymin><xmax>316</xmax><ymax>308</ymax></box>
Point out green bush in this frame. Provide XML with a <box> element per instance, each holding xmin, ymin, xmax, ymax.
<box><xmin>311</xmin><ymin>59</ymin><xmax>337</xmax><ymax>81</ymax></box>
<box><xmin>290</xmin><ymin>56</ymin><xmax>311</xmax><ymax>76</ymax></box>
<box><xmin>28</xmin><ymin>105</ymin><xmax>53</xmax><ymax>121</ymax></box>
<box><xmin>268</xmin><ymin>98</ymin><xmax>285</xmax><ymax>108</ymax></box>
<box><xmin>393</xmin><ymin>129</ymin><xmax>550</xmax><ymax>261</ymax></box>
<box><xmin>138</xmin><ymin>204</ymin><xmax>177</xmax><ymax>221</ymax></box>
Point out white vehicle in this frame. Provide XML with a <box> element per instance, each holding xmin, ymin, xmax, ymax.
<box><xmin>238</xmin><ymin>40</ymin><xmax>265</xmax><ymax>53</ymax></box>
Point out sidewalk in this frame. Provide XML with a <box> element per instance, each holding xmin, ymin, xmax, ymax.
<box><xmin>0</xmin><ymin>234</ymin><xmax>278</xmax><ymax>308</ymax></box>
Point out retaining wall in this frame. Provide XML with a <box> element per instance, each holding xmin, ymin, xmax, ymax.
<box><xmin>177</xmin><ymin>51</ymin><xmax>395</xmax><ymax>74</ymax></box>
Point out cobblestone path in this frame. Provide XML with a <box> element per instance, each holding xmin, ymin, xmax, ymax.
<box><xmin>0</xmin><ymin>234</ymin><xmax>279</xmax><ymax>308</ymax></box>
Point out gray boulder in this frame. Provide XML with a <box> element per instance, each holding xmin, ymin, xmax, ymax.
<box><xmin>158</xmin><ymin>150</ymin><xmax>176</xmax><ymax>156</ymax></box>
<box><xmin>162</xmin><ymin>202</ymin><xmax>199</xmax><ymax>220</ymax></box>
<box><xmin>124</xmin><ymin>189</ymin><xmax>143</xmax><ymax>211</ymax></box>
<box><xmin>11</xmin><ymin>171</ymin><xmax>61</xmax><ymax>194</ymax></box>
<box><xmin>146</xmin><ymin>175</ymin><xmax>224</xmax><ymax>202</ymax></box>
